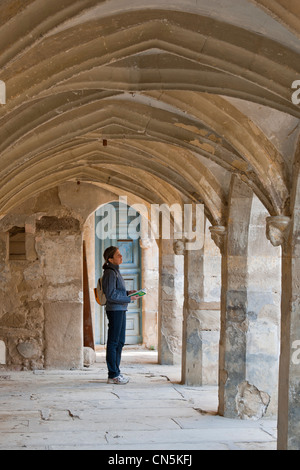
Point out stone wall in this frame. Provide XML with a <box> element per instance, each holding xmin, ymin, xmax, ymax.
<box><xmin>0</xmin><ymin>189</ymin><xmax>84</xmax><ymax>370</ymax></box>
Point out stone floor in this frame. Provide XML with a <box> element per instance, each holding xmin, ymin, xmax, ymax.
<box><xmin>0</xmin><ymin>347</ymin><xmax>277</xmax><ymax>450</ymax></box>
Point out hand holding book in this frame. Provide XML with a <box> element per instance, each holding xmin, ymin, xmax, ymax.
<box><xmin>128</xmin><ymin>289</ymin><xmax>147</xmax><ymax>298</ymax></box>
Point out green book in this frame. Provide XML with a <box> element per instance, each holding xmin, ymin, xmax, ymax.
<box><xmin>128</xmin><ymin>289</ymin><xmax>147</xmax><ymax>297</ymax></box>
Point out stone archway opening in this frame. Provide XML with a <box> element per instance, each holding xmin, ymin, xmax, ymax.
<box><xmin>82</xmin><ymin>195</ymin><xmax>161</xmax><ymax>371</ymax></box>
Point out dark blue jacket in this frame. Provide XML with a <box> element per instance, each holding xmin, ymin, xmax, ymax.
<box><xmin>102</xmin><ymin>262</ymin><xmax>132</xmax><ymax>311</ymax></box>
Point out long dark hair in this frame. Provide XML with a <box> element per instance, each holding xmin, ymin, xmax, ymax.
<box><xmin>102</xmin><ymin>245</ymin><xmax>118</xmax><ymax>269</ymax></box>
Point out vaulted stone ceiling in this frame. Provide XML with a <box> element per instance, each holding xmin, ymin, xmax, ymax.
<box><xmin>0</xmin><ymin>0</ymin><xmax>299</xmax><ymax>225</ymax></box>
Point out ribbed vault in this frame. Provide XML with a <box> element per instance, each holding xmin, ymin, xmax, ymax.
<box><xmin>0</xmin><ymin>0</ymin><xmax>299</xmax><ymax>223</ymax></box>
<box><xmin>249</xmin><ymin>0</ymin><xmax>300</xmax><ymax>37</ymax></box>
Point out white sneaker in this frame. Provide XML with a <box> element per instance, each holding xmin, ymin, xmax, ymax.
<box><xmin>107</xmin><ymin>375</ymin><xmax>129</xmax><ymax>384</ymax></box>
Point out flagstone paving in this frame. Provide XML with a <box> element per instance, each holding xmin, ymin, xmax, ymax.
<box><xmin>0</xmin><ymin>348</ymin><xmax>277</xmax><ymax>450</ymax></box>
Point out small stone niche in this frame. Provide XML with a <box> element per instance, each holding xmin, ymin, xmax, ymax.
<box><xmin>9</xmin><ymin>226</ymin><xmax>26</xmax><ymax>260</ymax></box>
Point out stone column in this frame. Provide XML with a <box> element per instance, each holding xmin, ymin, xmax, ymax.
<box><xmin>181</xmin><ymin>241</ymin><xmax>205</xmax><ymax>385</ymax></box>
<box><xmin>35</xmin><ymin>216</ymin><xmax>84</xmax><ymax>370</ymax></box>
<box><xmin>210</xmin><ymin>224</ymin><xmax>229</xmax><ymax>412</ymax></box>
<box><xmin>246</xmin><ymin>197</ymin><xmax>281</xmax><ymax>417</ymax></box>
<box><xmin>158</xmin><ymin>238</ymin><xmax>183</xmax><ymax>365</ymax></box>
<box><xmin>270</xmin><ymin>207</ymin><xmax>300</xmax><ymax>448</ymax></box>
<box><xmin>181</xmin><ymin>215</ymin><xmax>221</xmax><ymax>386</ymax></box>
<box><xmin>216</xmin><ymin>178</ymin><xmax>282</xmax><ymax>419</ymax></box>
<box><xmin>216</xmin><ymin>178</ymin><xmax>253</xmax><ymax>418</ymax></box>
<box><xmin>140</xmin><ymin>237</ymin><xmax>159</xmax><ymax>349</ymax></box>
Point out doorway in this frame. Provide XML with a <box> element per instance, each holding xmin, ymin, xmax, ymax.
<box><xmin>95</xmin><ymin>201</ymin><xmax>142</xmax><ymax>345</ymax></box>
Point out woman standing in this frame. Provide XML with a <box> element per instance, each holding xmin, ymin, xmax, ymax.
<box><xmin>102</xmin><ymin>246</ymin><xmax>139</xmax><ymax>384</ymax></box>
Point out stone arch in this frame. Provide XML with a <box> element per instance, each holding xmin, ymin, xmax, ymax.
<box><xmin>0</xmin><ymin>0</ymin><xmax>299</xmax><ymax>450</ymax></box>
<box><xmin>0</xmin><ymin>148</ymin><xmax>226</xmax><ymax>227</ymax></box>
<box><xmin>2</xmin><ymin>7</ymin><xmax>299</xmax><ymax>114</ymax></box>
<box><xmin>248</xmin><ymin>0</ymin><xmax>300</xmax><ymax>38</ymax></box>
<box><xmin>0</xmin><ymin>1</ymin><xmax>297</xmax><ymax>228</ymax></box>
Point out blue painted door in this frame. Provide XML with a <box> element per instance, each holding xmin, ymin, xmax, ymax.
<box><xmin>95</xmin><ymin>201</ymin><xmax>142</xmax><ymax>344</ymax></box>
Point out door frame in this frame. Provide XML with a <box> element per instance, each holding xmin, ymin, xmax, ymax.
<box><xmin>94</xmin><ymin>201</ymin><xmax>142</xmax><ymax>345</ymax></box>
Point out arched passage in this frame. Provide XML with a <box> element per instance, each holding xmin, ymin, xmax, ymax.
<box><xmin>0</xmin><ymin>0</ymin><xmax>299</xmax><ymax>450</ymax></box>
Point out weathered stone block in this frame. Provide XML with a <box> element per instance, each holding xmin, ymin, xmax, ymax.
<box><xmin>83</xmin><ymin>347</ymin><xmax>96</xmax><ymax>367</ymax></box>
<box><xmin>202</xmin><ymin>330</ymin><xmax>219</xmax><ymax>385</ymax></box>
<box><xmin>17</xmin><ymin>339</ymin><xmax>40</xmax><ymax>359</ymax></box>
<box><xmin>45</xmin><ymin>282</ymin><xmax>83</xmax><ymax>302</ymax></box>
<box><xmin>0</xmin><ymin>309</ymin><xmax>27</xmax><ymax>328</ymax></box>
<box><xmin>36</xmin><ymin>234</ymin><xmax>82</xmax><ymax>286</ymax></box>
<box><xmin>44</xmin><ymin>302</ymin><xmax>83</xmax><ymax>369</ymax></box>
<box><xmin>197</xmin><ymin>309</ymin><xmax>220</xmax><ymax>330</ymax></box>
<box><xmin>236</xmin><ymin>381</ymin><xmax>270</xmax><ymax>420</ymax></box>
<box><xmin>160</xmin><ymin>330</ymin><xmax>181</xmax><ymax>365</ymax></box>
<box><xmin>36</xmin><ymin>216</ymin><xmax>80</xmax><ymax>233</ymax></box>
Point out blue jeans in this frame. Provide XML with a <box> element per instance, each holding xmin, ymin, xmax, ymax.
<box><xmin>106</xmin><ymin>310</ymin><xmax>126</xmax><ymax>378</ymax></box>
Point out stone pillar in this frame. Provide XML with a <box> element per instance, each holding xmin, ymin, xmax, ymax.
<box><xmin>216</xmin><ymin>178</ymin><xmax>280</xmax><ymax>419</ymax></box>
<box><xmin>158</xmin><ymin>238</ymin><xmax>183</xmax><ymax>365</ymax></box>
<box><xmin>35</xmin><ymin>216</ymin><xmax>84</xmax><ymax>369</ymax></box>
<box><xmin>247</xmin><ymin>197</ymin><xmax>281</xmax><ymax>417</ymax></box>
<box><xmin>83</xmin><ymin>213</ymin><xmax>96</xmax><ymax>334</ymax></box>
<box><xmin>217</xmin><ymin>178</ymin><xmax>253</xmax><ymax>417</ymax></box>
<box><xmin>270</xmin><ymin>203</ymin><xmax>300</xmax><ymax>446</ymax></box>
<box><xmin>202</xmin><ymin>222</ymin><xmax>221</xmax><ymax>385</ymax></box>
<box><xmin>180</xmin><ymin>215</ymin><xmax>221</xmax><ymax>386</ymax></box>
<box><xmin>181</xmin><ymin>241</ymin><xmax>205</xmax><ymax>385</ymax></box>
<box><xmin>210</xmin><ymin>224</ymin><xmax>229</xmax><ymax>412</ymax></box>
<box><xmin>140</xmin><ymin>237</ymin><xmax>159</xmax><ymax>350</ymax></box>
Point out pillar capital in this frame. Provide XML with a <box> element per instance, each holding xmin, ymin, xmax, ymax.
<box><xmin>173</xmin><ymin>239</ymin><xmax>185</xmax><ymax>255</ymax></box>
<box><xmin>266</xmin><ymin>215</ymin><xmax>291</xmax><ymax>247</ymax></box>
<box><xmin>209</xmin><ymin>225</ymin><xmax>227</xmax><ymax>253</ymax></box>
<box><xmin>139</xmin><ymin>238</ymin><xmax>154</xmax><ymax>250</ymax></box>
<box><xmin>173</xmin><ymin>238</ymin><xmax>203</xmax><ymax>255</ymax></box>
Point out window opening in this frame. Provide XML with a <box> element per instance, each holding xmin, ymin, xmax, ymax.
<box><xmin>9</xmin><ymin>226</ymin><xmax>26</xmax><ymax>260</ymax></box>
